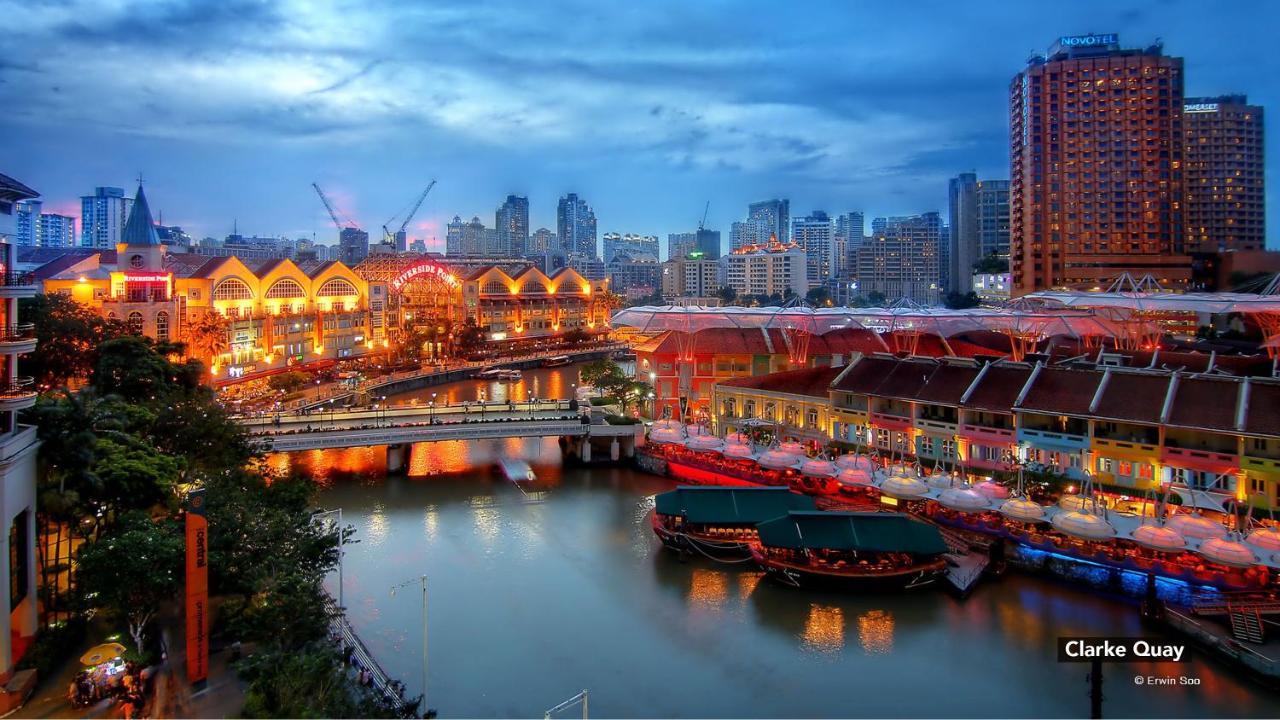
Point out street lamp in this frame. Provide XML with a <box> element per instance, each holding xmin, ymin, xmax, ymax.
<box><xmin>380</xmin><ymin>395</ymin><xmax>387</xmax><ymax>427</ymax></box>
<box><xmin>430</xmin><ymin>392</ymin><xmax>437</xmax><ymax>424</ymax></box>
<box><xmin>390</xmin><ymin>575</ymin><xmax>430</xmax><ymax>717</ymax></box>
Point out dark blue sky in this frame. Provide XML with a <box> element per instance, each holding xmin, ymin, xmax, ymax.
<box><xmin>2</xmin><ymin>0</ymin><xmax>1276</xmax><ymax>254</ymax></box>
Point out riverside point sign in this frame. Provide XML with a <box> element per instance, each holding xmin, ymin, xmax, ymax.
<box><xmin>390</xmin><ymin>260</ymin><xmax>461</xmax><ymax>293</ymax></box>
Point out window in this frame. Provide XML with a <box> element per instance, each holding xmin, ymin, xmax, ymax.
<box><xmin>941</xmin><ymin>439</ymin><xmax>955</xmax><ymax>458</ymax></box>
<box><xmin>917</xmin><ymin>436</ymin><xmax>935</xmax><ymax>455</ymax></box>
<box><xmin>213</xmin><ymin>277</ymin><xmax>253</xmax><ymax>301</ymax></box>
<box><xmin>806</xmin><ymin>409</ymin><xmax>818</xmax><ymax>427</ymax></box>
<box><xmin>127</xmin><ymin>311</ymin><xmax>144</xmax><ymax>335</ymax></box>
<box><xmin>129</xmin><ymin>254</ymin><xmax>145</xmax><ymax>268</ymax></box>
<box><xmin>1097</xmin><ymin>457</ymin><xmax>1114</xmax><ymax>474</ymax></box>
<box><xmin>317</xmin><ymin>277</ymin><xmax>358</xmax><ymax>297</ymax></box>
<box><xmin>155</xmin><ymin>311</ymin><xmax>169</xmax><ymax>341</ymax></box>
<box><xmin>483</xmin><ymin>281</ymin><xmax>507</xmax><ymax>294</ymax></box>
<box><xmin>265</xmin><ymin>278</ymin><xmax>306</xmax><ymax>299</ymax></box>
<box><xmin>745</xmin><ymin>400</ymin><xmax>756</xmax><ymax>417</ymax></box>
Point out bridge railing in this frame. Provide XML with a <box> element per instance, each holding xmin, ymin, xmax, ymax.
<box><xmin>257</xmin><ymin>419</ymin><xmax>590</xmax><ymax>452</ymax></box>
<box><xmin>238</xmin><ymin>399</ymin><xmax>575</xmax><ymax>428</ymax></box>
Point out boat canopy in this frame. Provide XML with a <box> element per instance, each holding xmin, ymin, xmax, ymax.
<box><xmin>1246</xmin><ymin>527</ymin><xmax>1280</xmax><ymax>551</ymax></box>
<box><xmin>1052</xmin><ymin>510</ymin><xmax>1117</xmax><ymax>540</ymax></box>
<box><xmin>800</xmin><ymin>459</ymin><xmax>838</xmax><ymax>478</ymax></box>
<box><xmin>654</xmin><ymin>486</ymin><xmax>816</xmax><ymax>525</ymax></box>
<box><xmin>835</xmin><ymin>454</ymin><xmax>874</xmax><ymax>471</ymax></box>
<box><xmin>1166</xmin><ymin>512</ymin><xmax>1228</xmax><ymax>540</ymax></box>
<box><xmin>1199</xmin><ymin>536</ymin><xmax>1258</xmax><ymax>568</ymax></box>
<box><xmin>755</xmin><ymin>511</ymin><xmax>949</xmax><ymax>556</ymax></box>
<box><xmin>1000</xmin><ymin>497</ymin><xmax>1046</xmax><ymax>522</ymax></box>
<box><xmin>1131</xmin><ymin>524</ymin><xmax>1186</xmax><ymax>552</ymax></box>
<box><xmin>937</xmin><ymin>487</ymin><xmax>990</xmax><ymax>513</ymax></box>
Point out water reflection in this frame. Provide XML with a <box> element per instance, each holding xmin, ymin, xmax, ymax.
<box><xmin>857</xmin><ymin>609</ymin><xmax>894</xmax><ymax>655</ymax></box>
<box><xmin>801</xmin><ymin>603</ymin><xmax>845</xmax><ymax>654</ymax></box>
<box><xmin>687</xmin><ymin>568</ymin><xmax>729</xmax><ymax>610</ymax></box>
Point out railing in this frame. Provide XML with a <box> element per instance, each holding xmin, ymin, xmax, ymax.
<box><xmin>0</xmin><ymin>324</ymin><xmax>35</xmax><ymax>343</ymax></box>
<box><xmin>0</xmin><ymin>377</ymin><xmax>36</xmax><ymax>398</ymax></box>
<box><xmin>1</xmin><ymin>272</ymin><xmax>35</xmax><ymax>288</ymax></box>
<box><xmin>323</xmin><ymin>595</ymin><xmax>413</xmax><ymax>717</ymax></box>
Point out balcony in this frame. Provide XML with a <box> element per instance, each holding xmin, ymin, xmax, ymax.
<box><xmin>0</xmin><ymin>376</ymin><xmax>37</xmax><ymax>410</ymax></box>
<box><xmin>0</xmin><ymin>323</ymin><xmax>36</xmax><ymax>355</ymax></box>
<box><xmin>0</xmin><ymin>272</ymin><xmax>37</xmax><ymax>298</ymax></box>
<box><xmin>1017</xmin><ymin>426</ymin><xmax>1090</xmax><ymax>450</ymax></box>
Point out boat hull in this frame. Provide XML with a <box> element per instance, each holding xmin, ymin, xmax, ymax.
<box><xmin>651</xmin><ymin>513</ymin><xmax>754</xmax><ymax>560</ymax></box>
<box><xmin>750</xmin><ymin>548</ymin><xmax>946</xmax><ymax>592</ymax></box>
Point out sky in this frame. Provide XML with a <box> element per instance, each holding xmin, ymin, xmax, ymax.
<box><xmin>2</xmin><ymin>0</ymin><xmax>1278</xmax><ymax>256</ymax></box>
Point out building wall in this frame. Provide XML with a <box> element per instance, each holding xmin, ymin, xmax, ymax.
<box><xmin>1183</xmin><ymin>96</ymin><xmax>1265</xmax><ymax>252</ymax></box>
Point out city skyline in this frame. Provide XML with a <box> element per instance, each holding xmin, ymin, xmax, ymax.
<box><xmin>2</xmin><ymin>1</ymin><xmax>1277</xmax><ymax>249</ymax></box>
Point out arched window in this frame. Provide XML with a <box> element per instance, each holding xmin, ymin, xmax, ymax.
<box><xmin>483</xmin><ymin>281</ymin><xmax>508</xmax><ymax>295</ymax></box>
<box><xmin>155</xmin><ymin>311</ymin><xmax>169</xmax><ymax>341</ymax></box>
<box><xmin>317</xmin><ymin>277</ymin><xmax>358</xmax><ymax>297</ymax></box>
<box><xmin>213</xmin><ymin>277</ymin><xmax>253</xmax><ymax>301</ymax></box>
<box><xmin>521</xmin><ymin>281</ymin><xmax>547</xmax><ymax>294</ymax></box>
<box><xmin>265</xmin><ymin>278</ymin><xmax>306</xmax><ymax>299</ymax></box>
<box><xmin>127</xmin><ymin>311</ymin><xmax>144</xmax><ymax>335</ymax></box>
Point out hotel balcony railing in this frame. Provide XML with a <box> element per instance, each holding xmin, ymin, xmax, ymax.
<box><xmin>0</xmin><ymin>324</ymin><xmax>35</xmax><ymax>343</ymax></box>
<box><xmin>0</xmin><ymin>376</ymin><xmax>36</xmax><ymax>398</ymax></box>
<box><xmin>2</xmin><ymin>272</ymin><xmax>36</xmax><ymax>288</ymax></box>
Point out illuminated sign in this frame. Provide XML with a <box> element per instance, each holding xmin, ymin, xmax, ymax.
<box><xmin>389</xmin><ymin>261</ymin><xmax>460</xmax><ymax>293</ymax></box>
<box><xmin>122</xmin><ymin>272</ymin><xmax>172</xmax><ymax>283</ymax></box>
<box><xmin>185</xmin><ymin>489</ymin><xmax>209</xmax><ymax>685</ymax></box>
<box><xmin>1057</xmin><ymin>33</ymin><xmax>1118</xmax><ymax>49</ymax></box>
<box><xmin>1184</xmin><ymin>103</ymin><xmax>1220</xmax><ymax>113</ymax></box>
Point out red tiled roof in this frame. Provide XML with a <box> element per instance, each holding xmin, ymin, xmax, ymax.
<box><xmin>873</xmin><ymin>358</ymin><xmax>938</xmax><ymax>400</ymax></box>
<box><xmin>962</xmin><ymin>365</ymin><xmax>1033</xmax><ymax>412</ymax></box>
<box><xmin>1092</xmin><ymin>371</ymin><xmax>1171</xmax><ymax>425</ymax></box>
<box><xmin>718</xmin><ymin>365</ymin><xmax>842</xmax><ymax>399</ymax></box>
<box><xmin>1017</xmin><ymin>366</ymin><xmax>1104</xmax><ymax>416</ymax></box>
<box><xmin>914</xmin><ymin>363</ymin><xmax>982</xmax><ymax>405</ymax></box>
<box><xmin>1166</xmin><ymin>376</ymin><xmax>1242</xmax><ymax>433</ymax></box>
<box><xmin>1245</xmin><ymin>381</ymin><xmax>1280</xmax><ymax>437</ymax></box>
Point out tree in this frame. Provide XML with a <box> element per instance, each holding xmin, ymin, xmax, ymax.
<box><xmin>562</xmin><ymin>328</ymin><xmax>589</xmax><ymax>345</ymax></box>
<box><xmin>91</xmin><ymin>336</ymin><xmax>203</xmax><ymax>402</ymax></box>
<box><xmin>76</xmin><ymin>512</ymin><xmax>184</xmax><ymax>655</ymax></box>
<box><xmin>238</xmin><ymin>643</ymin><xmax>411</xmax><ymax>719</ymax></box>
<box><xmin>183</xmin><ymin>311</ymin><xmax>229</xmax><ymax>370</ymax></box>
<box><xmin>579</xmin><ymin>359</ymin><xmax>627</xmax><ymax>397</ymax></box>
<box><xmin>716</xmin><ymin>285</ymin><xmax>737</xmax><ymax>304</ymax></box>
<box><xmin>944</xmin><ymin>291</ymin><xmax>981</xmax><ymax>310</ymax></box>
<box><xmin>19</xmin><ymin>293</ymin><xmax>126</xmax><ymax>390</ymax></box>
<box><xmin>972</xmin><ymin>253</ymin><xmax>1009</xmax><ymax>274</ymax></box>
<box><xmin>618</xmin><ymin>380</ymin><xmax>653</xmax><ymax>413</ymax></box>
<box><xmin>805</xmin><ymin>286</ymin><xmax>831</xmax><ymax>306</ymax></box>
<box><xmin>453</xmin><ymin>318</ymin><xmax>487</xmax><ymax>359</ymax></box>
<box><xmin>267</xmin><ymin>371</ymin><xmax>310</xmax><ymax>395</ymax></box>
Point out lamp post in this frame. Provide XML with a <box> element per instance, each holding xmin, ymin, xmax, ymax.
<box><xmin>390</xmin><ymin>575</ymin><xmax>429</xmax><ymax>717</ymax></box>
<box><xmin>380</xmin><ymin>395</ymin><xmax>388</xmax><ymax>427</ymax></box>
<box><xmin>430</xmin><ymin>392</ymin><xmax>437</xmax><ymax>424</ymax></box>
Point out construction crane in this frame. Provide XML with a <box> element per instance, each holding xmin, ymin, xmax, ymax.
<box><xmin>698</xmin><ymin>201</ymin><xmax>710</xmax><ymax>231</ymax></box>
<box><xmin>382</xmin><ymin>180</ymin><xmax>437</xmax><ymax>249</ymax></box>
<box><xmin>312</xmin><ymin>182</ymin><xmax>358</xmax><ymax>233</ymax></box>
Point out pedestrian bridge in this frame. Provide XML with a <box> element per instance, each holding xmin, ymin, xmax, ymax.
<box><xmin>239</xmin><ymin>400</ymin><xmax>643</xmax><ymax>465</ymax></box>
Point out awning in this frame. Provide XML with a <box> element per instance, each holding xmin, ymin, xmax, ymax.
<box><xmin>756</xmin><ymin>511</ymin><xmax>948</xmax><ymax>555</ymax></box>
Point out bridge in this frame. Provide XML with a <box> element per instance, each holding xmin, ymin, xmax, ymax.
<box><xmin>240</xmin><ymin>400</ymin><xmax>644</xmax><ymax>468</ymax></box>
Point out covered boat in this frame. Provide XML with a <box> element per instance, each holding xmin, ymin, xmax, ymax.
<box><xmin>1130</xmin><ymin>524</ymin><xmax>1186</xmax><ymax>552</ymax></box>
<box><xmin>835</xmin><ymin>467</ymin><xmax>875</xmax><ymax>487</ymax></box>
<box><xmin>685</xmin><ymin>432</ymin><xmax>724</xmax><ymax>453</ymax></box>
<box><xmin>777</xmin><ymin>440</ymin><xmax>808</xmax><ymax>457</ymax></box>
<box><xmin>649</xmin><ymin>427</ymin><xmax>686</xmax><ymax>445</ymax></box>
<box><xmin>751</xmin><ymin>511</ymin><xmax>949</xmax><ymax>591</ymax></box>
<box><xmin>652</xmin><ymin>486</ymin><xmax>817</xmax><ymax>558</ymax></box>
<box><xmin>937</xmin><ymin>486</ymin><xmax>990</xmax><ymax>513</ymax></box>
<box><xmin>999</xmin><ymin>497</ymin><xmax>1046</xmax><ymax>523</ymax></box>
<box><xmin>1166</xmin><ymin>512</ymin><xmax>1228</xmax><ymax>540</ymax></box>
<box><xmin>1198</xmin><ymin>535</ymin><xmax>1258</xmax><ymax>568</ymax></box>
<box><xmin>1052</xmin><ymin>510</ymin><xmax>1116</xmax><ymax>540</ymax></box>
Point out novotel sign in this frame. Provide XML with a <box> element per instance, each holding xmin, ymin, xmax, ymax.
<box><xmin>1056</xmin><ymin>33</ymin><xmax>1118</xmax><ymax>49</ymax></box>
<box><xmin>389</xmin><ymin>261</ymin><xmax>460</xmax><ymax>293</ymax></box>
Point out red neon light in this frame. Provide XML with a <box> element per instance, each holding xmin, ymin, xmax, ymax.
<box><xmin>389</xmin><ymin>261</ymin><xmax>459</xmax><ymax>292</ymax></box>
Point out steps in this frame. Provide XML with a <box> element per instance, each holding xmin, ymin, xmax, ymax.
<box><xmin>1228</xmin><ymin>605</ymin><xmax>1266</xmax><ymax>644</ymax></box>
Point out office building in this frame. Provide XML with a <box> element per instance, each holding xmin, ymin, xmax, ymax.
<box><xmin>446</xmin><ymin>216</ymin><xmax>490</xmax><ymax>257</ymax></box>
<box><xmin>1010</xmin><ymin>34</ymin><xmax>1188</xmax><ymax>294</ymax></box>
<box><xmin>529</xmin><ymin>227</ymin><xmax>558</xmax><ymax>256</ymax></box>
<box><xmin>80</xmin><ymin>186</ymin><xmax>133</xmax><ymax>248</ymax></box>
<box><xmin>14</xmin><ymin>200</ymin><xmax>77</xmax><ymax>248</ymax></box>
<box><xmin>607</xmin><ymin>252</ymin><xmax>661</xmax><ymax>295</ymax></box>
<box><xmin>852</xmin><ymin>212</ymin><xmax>942</xmax><ymax>305</ymax></box>
<box><xmin>337</xmin><ymin>227</ymin><xmax>369</xmax><ymax>265</ymax></box>
<box><xmin>668</xmin><ymin>232</ymin><xmax>697</xmax><ymax>260</ymax></box>
<box><xmin>949</xmin><ymin>176</ymin><xmax>1012</xmax><ymax>292</ymax></box>
<box><xmin>725</xmin><ymin>240</ymin><xmax>807</xmax><ymax>299</ymax></box>
<box><xmin>694</xmin><ymin>229</ymin><xmax>721</xmax><ymax>260</ymax></box>
<box><xmin>557</xmin><ymin>193</ymin><xmax>598</xmax><ymax>259</ymax></box>
<box><xmin>791</xmin><ymin>211</ymin><xmax>834</xmax><ymax>287</ymax></box>
<box><xmin>496</xmin><ymin>195</ymin><xmax>529</xmax><ymax>257</ymax></box>
<box><xmin>661</xmin><ymin>253</ymin><xmax>721</xmax><ymax>299</ymax></box>
<box><xmin>747</xmin><ymin>199</ymin><xmax>790</xmax><ymax>244</ymax></box>
<box><xmin>1183</xmin><ymin>95</ymin><xmax>1266</xmax><ymax>252</ymax></box>
<box><xmin>603</xmin><ymin>233</ymin><xmax>659</xmax><ymax>264</ymax></box>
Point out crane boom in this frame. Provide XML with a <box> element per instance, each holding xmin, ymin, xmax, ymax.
<box><xmin>699</xmin><ymin>201</ymin><xmax>710</xmax><ymax>231</ymax></box>
<box><xmin>397</xmin><ymin>180</ymin><xmax>437</xmax><ymax>235</ymax></box>
<box><xmin>312</xmin><ymin>183</ymin><xmax>349</xmax><ymax>231</ymax></box>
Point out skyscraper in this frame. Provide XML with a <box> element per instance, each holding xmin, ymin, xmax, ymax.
<box><xmin>852</xmin><ymin>213</ymin><xmax>942</xmax><ymax>305</ymax></box>
<box><xmin>38</xmin><ymin>213</ymin><xmax>77</xmax><ymax>248</ymax></box>
<box><xmin>1183</xmin><ymin>95</ymin><xmax>1266</xmax><ymax>252</ymax></box>
<box><xmin>747</xmin><ymin>199</ymin><xmax>790</xmax><ymax>243</ymax></box>
<box><xmin>694</xmin><ymin>229</ymin><xmax>721</xmax><ymax>260</ymax></box>
<box><xmin>529</xmin><ymin>227</ymin><xmax>558</xmax><ymax>255</ymax></box>
<box><xmin>791</xmin><ymin>211</ymin><xmax>834</xmax><ymax>287</ymax></box>
<box><xmin>835</xmin><ymin>211</ymin><xmax>865</xmax><ymax>279</ymax></box>
<box><xmin>80</xmin><ymin>186</ymin><xmax>133</xmax><ymax>248</ymax></box>
<box><xmin>1010</xmin><ymin>34</ymin><xmax>1188</xmax><ymax>294</ymax></box>
<box><xmin>445</xmin><ymin>216</ymin><xmax>490</xmax><ymax>256</ymax></box>
<box><xmin>668</xmin><ymin>232</ymin><xmax>697</xmax><ymax>259</ymax></box>
<box><xmin>496</xmin><ymin>195</ymin><xmax>530</xmax><ymax>257</ymax></box>
<box><xmin>557</xmin><ymin>193</ymin><xmax>598</xmax><ymax>259</ymax></box>
<box><xmin>338</xmin><ymin>227</ymin><xmax>369</xmax><ymax>265</ymax></box>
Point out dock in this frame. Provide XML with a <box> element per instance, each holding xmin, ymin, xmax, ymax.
<box><xmin>933</xmin><ymin>523</ymin><xmax>993</xmax><ymax>597</ymax></box>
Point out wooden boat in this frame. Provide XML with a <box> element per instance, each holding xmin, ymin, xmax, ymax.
<box><xmin>652</xmin><ymin>486</ymin><xmax>816</xmax><ymax>559</ymax></box>
<box><xmin>542</xmin><ymin>355</ymin><xmax>571</xmax><ymax>367</ymax></box>
<box><xmin>477</xmin><ymin>368</ymin><xmax>522</xmax><ymax>380</ymax></box>
<box><xmin>751</xmin><ymin>511</ymin><xmax>949</xmax><ymax>591</ymax></box>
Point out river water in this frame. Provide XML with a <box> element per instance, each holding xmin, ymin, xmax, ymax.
<box><xmin>271</xmin><ymin>364</ymin><xmax>1280</xmax><ymax>718</ymax></box>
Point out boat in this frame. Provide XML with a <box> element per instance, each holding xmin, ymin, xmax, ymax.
<box><xmin>651</xmin><ymin>486</ymin><xmax>816</xmax><ymax>559</ymax></box>
<box><xmin>542</xmin><ymin>355</ymin><xmax>571</xmax><ymax>368</ymax></box>
<box><xmin>751</xmin><ymin>511</ymin><xmax>950</xmax><ymax>591</ymax></box>
<box><xmin>476</xmin><ymin>368</ymin><xmax>522</xmax><ymax>380</ymax></box>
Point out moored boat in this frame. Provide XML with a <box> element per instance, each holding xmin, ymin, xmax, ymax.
<box><xmin>751</xmin><ymin>511</ymin><xmax>950</xmax><ymax>591</ymax></box>
<box><xmin>652</xmin><ymin>486</ymin><xmax>817</xmax><ymax>558</ymax></box>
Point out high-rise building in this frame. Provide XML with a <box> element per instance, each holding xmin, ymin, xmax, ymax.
<box><xmin>80</xmin><ymin>186</ymin><xmax>133</xmax><ymax>248</ymax></box>
<box><xmin>496</xmin><ymin>195</ymin><xmax>529</xmax><ymax>257</ymax></box>
<box><xmin>557</xmin><ymin>193</ymin><xmax>598</xmax><ymax>259</ymax></box>
<box><xmin>1011</xmin><ymin>34</ymin><xmax>1188</xmax><ymax>294</ymax></box>
<box><xmin>661</xmin><ymin>254</ymin><xmax>721</xmax><ymax>299</ymax></box>
<box><xmin>694</xmin><ymin>229</ymin><xmax>721</xmax><ymax>260</ymax></box>
<box><xmin>338</xmin><ymin>226</ymin><xmax>370</xmax><ymax>265</ymax></box>
<box><xmin>39</xmin><ymin>213</ymin><xmax>77</xmax><ymax>248</ymax></box>
<box><xmin>607</xmin><ymin>252</ymin><xmax>661</xmax><ymax>295</ymax></box>
<box><xmin>668</xmin><ymin>232</ymin><xmax>697</xmax><ymax>260</ymax></box>
<box><xmin>852</xmin><ymin>212</ymin><xmax>942</xmax><ymax>305</ymax></box>
<box><xmin>835</xmin><ymin>212</ymin><xmax>865</xmax><ymax>279</ymax></box>
<box><xmin>529</xmin><ymin>227</ymin><xmax>558</xmax><ymax>256</ymax></box>
<box><xmin>603</xmin><ymin>233</ymin><xmax>659</xmax><ymax>263</ymax></box>
<box><xmin>938</xmin><ymin>223</ymin><xmax>951</xmax><ymax>294</ymax></box>
<box><xmin>13</xmin><ymin>200</ymin><xmax>37</xmax><ymax>246</ymax></box>
<box><xmin>977</xmin><ymin>180</ymin><xmax>1011</xmax><ymax>261</ymax></box>
<box><xmin>445</xmin><ymin>216</ymin><xmax>491</xmax><ymax>256</ymax></box>
<box><xmin>726</xmin><ymin>241</ymin><xmax>807</xmax><ymax>299</ymax></box>
<box><xmin>950</xmin><ymin>176</ymin><xmax>1013</xmax><ymax>294</ymax></box>
<box><xmin>791</xmin><ymin>211</ymin><xmax>834</xmax><ymax>287</ymax></box>
<box><xmin>1183</xmin><ymin>95</ymin><xmax>1266</xmax><ymax>252</ymax></box>
<box><xmin>746</xmin><ymin>199</ymin><xmax>790</xmax><ymax>244</ymax></box>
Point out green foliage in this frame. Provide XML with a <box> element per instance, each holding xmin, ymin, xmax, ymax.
<box><xmin>267</xmin><ymin>371</ymin><xmax>310</xmax><ymax>394</ymax></box>
<box><xmin>77</xmin><ymin>512</ymin><xmax>184</xmax><ymax>654</ymax></box>
<box><xmin>943</xmin><ymin>291</ymin><xmax>981</xmax><ymax>309</ymax></box>
<box><xmin>561</xmin><ymin>328</ymin><xmax>589</xmax><ymax>345</ymax></box>
<box><xmin>603</xmin><ymin>414</ymin><xmax>641</xmax><ymax>425</ymax></box>
<box><xmin>92</xmin><ymin>435</ymin><xmax>183</xmax><ymax>513</ymax></box>
<box><xmin>16</xmin><ymin>617</ymin><xmax>87</xmax><ymax>678</ymax></box>
<box><xmin>972</xmin><ymin>254</ymin><xmax>1009</xmax><ymax>274</ymax></box>
<box><xmin>238</xmin><ymin>643</ymin><xmax>411</xmax><ymax>719</ymax></box>
<box><xmin>716</xmin><ymin>285</ymin><xmax>737</xmax><ymax>303</ymax></box>
<box><xmin>587</xmin><ymin>396</ymin><xmax>617</xmax><ymax>406</ymax></box>
<box><xmin>579</xmin><ymin>359</ymin><xmax>627</xmax><ymax>396</ymax></box>
<box><xmin>805</xmin><ymin>286</ymin><xmax>831</xmax><ymax>306</ymax></box>
<box><xmin>91</xmin><ymin>336</ymin><xmax>203</xmax><ymax>402</ymax></box>
<box><xmin>19</xmin><ymin>293</ymin><xmax>127</xmax><ymax>390</ymax></box>
<box><xmin>453</xmin><ymin>318</ymin><xmax>487</xmax><ymax>358</ymax></box>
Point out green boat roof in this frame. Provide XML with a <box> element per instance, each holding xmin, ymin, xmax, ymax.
<box><xmin>654</xmin><ymin>486</ymin><xmax>817</xmax><ymax>524</ymax></box>
<box><xmin>755</xmin><ymin>511</ymin><xmax>949</xmax><ymax>556</ymax></box>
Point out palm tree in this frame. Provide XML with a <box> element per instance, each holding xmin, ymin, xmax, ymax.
<box><xmin>183</xmin><ymin>311</ymin><xmax>229</xmax><ymax>375</ymax></box>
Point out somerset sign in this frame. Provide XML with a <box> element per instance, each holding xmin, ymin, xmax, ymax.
<box><xmin>389</xmin><ymin>261</ymin><xmax>461</xmax><ymax>293</ymax></box>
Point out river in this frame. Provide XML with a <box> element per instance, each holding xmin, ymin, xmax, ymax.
<box><xmin>269</xmin><ymin>363</ymin><xmax>1280</xmax><ymax>718</ymax></box>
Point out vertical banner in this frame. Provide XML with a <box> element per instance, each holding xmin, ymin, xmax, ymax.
<box><xmin>185</xmin><ymin>489</ymin><xmax>209</xmax><ymax>685</ymax></box>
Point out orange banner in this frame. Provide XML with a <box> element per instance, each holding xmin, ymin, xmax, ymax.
<box><xmin>185</xmin><ymin>489</ymin><xmax>209</xmax><ymax>685</ymax></box>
